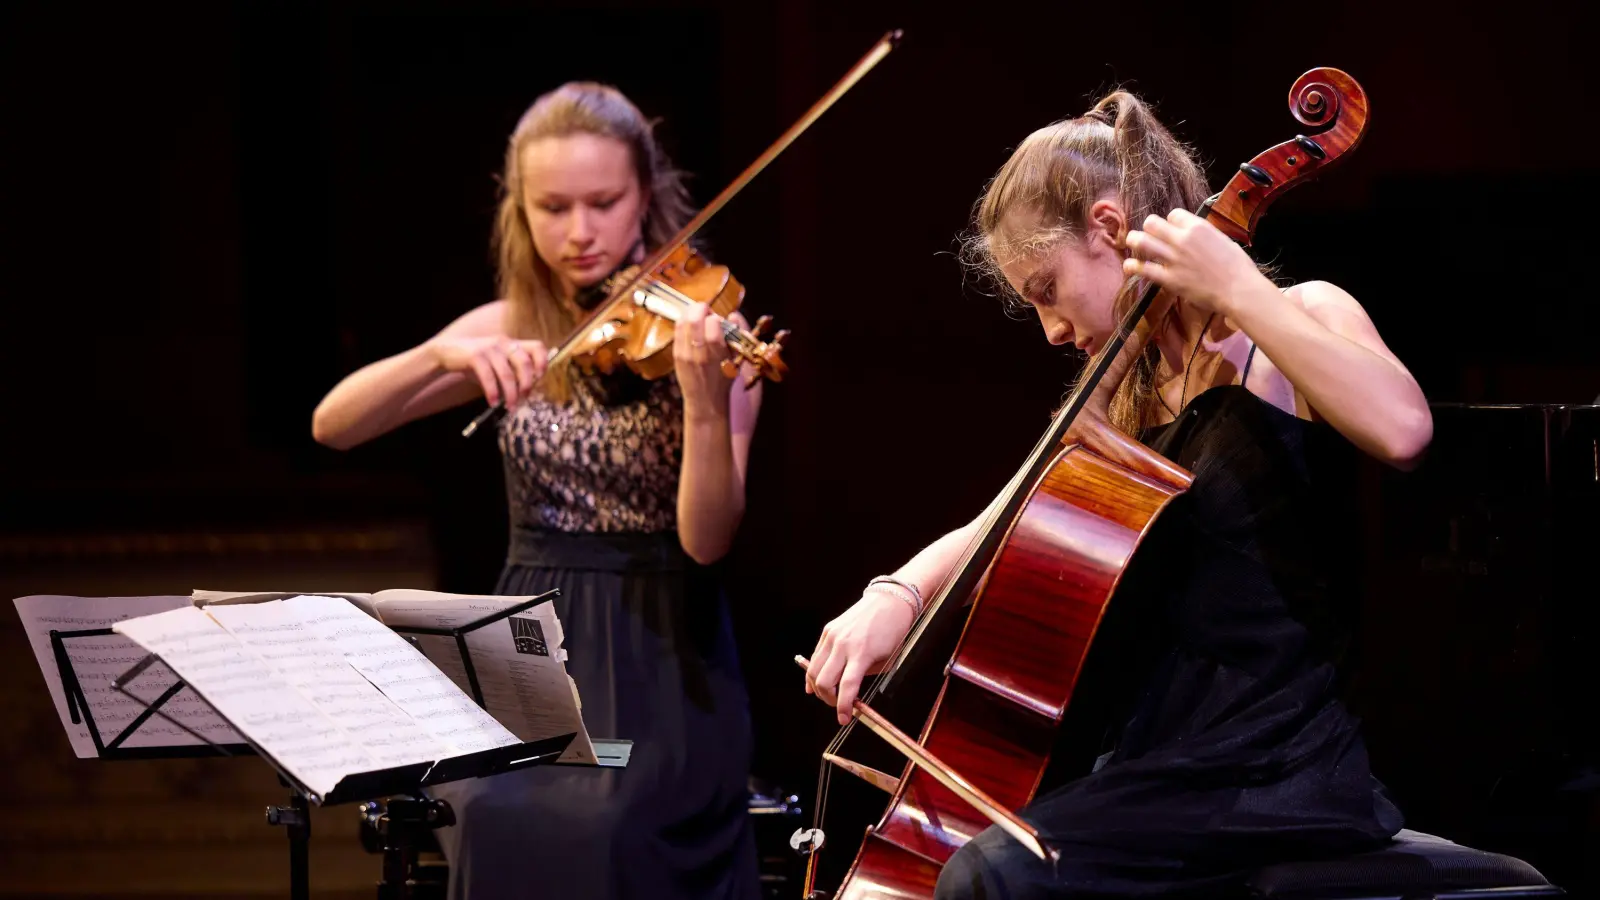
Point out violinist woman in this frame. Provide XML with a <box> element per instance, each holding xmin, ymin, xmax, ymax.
<box><xmin>313</xmin><ymin>82</ymin><xmax>761</xmax><ymax>900</ymax></box>
<box><xmin>802</xmin><ymin>89</ymin><xmax>1431</xmax><ymax>898</ymax></box>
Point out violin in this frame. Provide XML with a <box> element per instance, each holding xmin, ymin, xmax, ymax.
<box><xmin>560</xmin><ymin>243</ymin><xmax>788</xmax><ymax>385</ymax></box>
<box><xmin>793</xmin><ymin>68</ymin><xmax>1372</xmax><ymax>899</ymax></box>
<box><xmin>462</xmin><ymin>30</ymin><xmax>904</xmax><ymax>438</ymax></box>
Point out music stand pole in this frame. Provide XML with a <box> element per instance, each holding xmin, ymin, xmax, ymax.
<box><xmin>266</xmin><ymin>790</ymin><xmax>312</xmax><ymax>900</ymax></box>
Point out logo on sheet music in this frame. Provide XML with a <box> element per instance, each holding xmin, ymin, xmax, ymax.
<box><xmin>510</xmin><ymin>616</ymin><xmax>548</xmax><ymax>657</ymax></box>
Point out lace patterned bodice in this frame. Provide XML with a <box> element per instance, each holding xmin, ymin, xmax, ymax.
<box><xmin>497</xmin><ymin>370</ymin><xmax>684</xmax><ymax>533</ymax></box>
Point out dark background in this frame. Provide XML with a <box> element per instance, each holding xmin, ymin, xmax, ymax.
<box><xmin>4</xmin><ymin>0</ymin><xmax>1598</xmax><ymax>896</ymax></box>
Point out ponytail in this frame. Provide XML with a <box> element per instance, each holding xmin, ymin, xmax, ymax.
<box><xmin>963</xmin><ymin>88</ymin><xmax>1211</xmax><ymax>434</ymax></box>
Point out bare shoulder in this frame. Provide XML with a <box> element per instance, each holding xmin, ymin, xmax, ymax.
<box><xmin>1281</xmin><ymin>279</ymin><xmax>1406</xmax><ymax>367</ymax></box>
<box><xmin>1282</xmin><ymin>280</ymin><xmax>1373</xmax><ymax>327</ymax></box>
<box><xmin>437</xmin><ymin>299</ymin><xmax>511</xmax><ymax>338</ymax></box>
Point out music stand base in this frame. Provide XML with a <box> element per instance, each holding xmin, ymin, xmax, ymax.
<box><xmin>368</xmin><ymin>795</ymin><xmax>455</xmax><ymax>900</ymax></box>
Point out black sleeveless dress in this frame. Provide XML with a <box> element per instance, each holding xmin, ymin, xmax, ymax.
<box><xmin>430</xmin><ymin>369</ymin><xmax>760</xmax><ymax>900</ymax></box>
<box><xmin>935</xmin><ymin>382</ymin><xmax>1404</xmax><ymax>900</ymax></box>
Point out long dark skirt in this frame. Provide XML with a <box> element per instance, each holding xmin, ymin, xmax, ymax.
<box><xmin>430</xmin><ymin>528</ymin><xmax>760</xmax><ymax>900</ymax></box>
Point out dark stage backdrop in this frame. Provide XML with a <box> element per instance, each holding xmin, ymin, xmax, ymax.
<box><xmin>4</xmin><ymin>0</ymin><xmax>1598</xmax><ymax>896</ymax></box>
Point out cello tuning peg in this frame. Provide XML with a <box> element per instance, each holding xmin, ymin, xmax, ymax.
<box><xmin>752</xmin><ymin>315</ymin><xmax>772</xmax><ymax>339</ymax></box>
<box><xmin>1293</xmin><ymin>134</ymin><xmax>1326</xmax><ymax>160</ymax></box>
<box><xmin>1238</xmin><ymin>162</ymin><xmax>1273</xmax><ymax>187</ymax></box>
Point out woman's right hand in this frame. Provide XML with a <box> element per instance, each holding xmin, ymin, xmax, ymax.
<box><xmin>428</xmin><ymin>335</ymin><xmax>548</xmax><ymax>408</ymax></box>
<box><xmin>804</xmin><ymin>590</ymin><xmax>918</xmax><ymax>726</ymax></box>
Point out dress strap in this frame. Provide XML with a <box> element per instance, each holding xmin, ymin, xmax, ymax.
<box><xmin>1241</xmin><ymin>342</ymin><xmax>1259</xmax><ymax>388</ymax></box>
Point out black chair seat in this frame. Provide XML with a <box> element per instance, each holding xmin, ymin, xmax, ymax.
<box><xmin>1247</xmin><ymin>829</ymin><xmax>1562</xmax><ymax>899</ymax></box>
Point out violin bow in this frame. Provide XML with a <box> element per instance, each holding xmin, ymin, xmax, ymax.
<box><xmin>462</xmin><ymin>29</ymin><xmax>904</xmax><ymax>437</ymax></box>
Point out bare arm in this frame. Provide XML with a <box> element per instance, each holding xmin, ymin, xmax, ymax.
<box><xmin>1127</xmin><ymin>209</ymin><xmax>1433</xmax><ymax>471</ymax></box>
<box><xmin>885</xmin><ymin>511</ymin><xmax>985</xmax><ymax>599</ymax></box>
<box><xmin>312</xmin><ymin>301</ymin><xmax>543</xmax><ymax>450</ymax></box>
<box><xmin>803</xmin><ymin>500</ymin><xmax>995</xmax><ymax>725</ymax></box>
<box><xmin>675</xmin><ymin>308</ymin><xmax>763</xmax><ymax>564</ymax></box>
<box><xmin>1227</xmin><ymin>279</ymin><xmax>1433</xmax><ymax>470</ymax></box>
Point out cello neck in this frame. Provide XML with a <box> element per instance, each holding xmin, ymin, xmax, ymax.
<box><xmin>875</xmin><ymin>278</ymin><xmax>1166</xmax><ymax>692</ymax></box>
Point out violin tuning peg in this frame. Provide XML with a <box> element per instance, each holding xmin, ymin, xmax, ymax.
<box><xmin>743</xmin><ymin>369</ymin><xmax>762</xmax><ymax>389</ymax></box>
<box><xmin>772</xmin><ymin>329</ymin><xmax>790</xmax><ymax>347</ymax></box>
<box><xmin>720</xmin><ymin>359</ymin><xmax>739</xmax><ymax>379</ymax></box>
<box><xmin>752</xmin><ymin>315</ymin><xmax>772</xmax><ymax>339</ymax></box>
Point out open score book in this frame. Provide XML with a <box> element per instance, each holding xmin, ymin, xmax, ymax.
<box><xmin>15</xmin><ymin>589</ymin><xmax>596</xmax><ymax>801</ymax></box>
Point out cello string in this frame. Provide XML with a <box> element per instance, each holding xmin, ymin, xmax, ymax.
<box><xmin>858</xmin><ymin>336</ymin><xmax>1115</xmax><ymax>704</ymax></box>
<box><xmin>807</xmin><ymin>69</ymin><xmax>1369</xmax><ymax>890</ymax></box>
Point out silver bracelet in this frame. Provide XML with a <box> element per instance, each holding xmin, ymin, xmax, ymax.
<box><xmin>867</xmin><ymin>575</ymin><xmax>924</xmax><ymax>615</ymax></box>
<box><xmin>866</xmin><ymin>581</ymin><xmax>920</xmax><ymax>615</ymax></box>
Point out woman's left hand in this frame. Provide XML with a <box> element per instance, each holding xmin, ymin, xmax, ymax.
<box><xmin>674</xmin><ymin>302</ymin><xmax>734</xmax><ymax>419</ymax></box>
<box><xmin>1123</xmin><ymin>209</ymin><xmax>1267</xmax><ymax>316</ymax></box>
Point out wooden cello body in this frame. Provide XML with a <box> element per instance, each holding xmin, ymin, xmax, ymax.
<box><xmin>837</xmin><ymin>429</ymin><xmax>1192</xmax><ymax>897</ymax></box>
<box><xmin>802</xmin><ymin>67</ymin><xmax>1372</xmax><ymax>899</ymax></box>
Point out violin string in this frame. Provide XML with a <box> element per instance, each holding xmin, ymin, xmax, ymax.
<box><xmin>635</xmin><ymin>281</ymin><xmax>765</xmax><ymax>356</ymax></box>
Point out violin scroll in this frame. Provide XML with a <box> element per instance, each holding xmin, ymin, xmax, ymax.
<box><xmin>1200</xmin><ymin>66</ymin><xmax>1370</xmax><ymax>245</ymax></box>
<box><xmin>721</xmin><ymin>315</ymin><xmax>790</xmax><ymax>388</ymax></box>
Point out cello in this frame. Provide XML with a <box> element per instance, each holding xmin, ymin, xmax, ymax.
<box><xmin>795</xmin><ymin>67</ymin><xmax>1372</xmax><ymax>898</ymax></box>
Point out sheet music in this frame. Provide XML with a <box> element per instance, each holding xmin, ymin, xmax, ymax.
<box><xmin>371</xmin><ymin>590</ymin><xmax>597</xmax><ymax>764</ymax></box>
<box><xmin>205</xmin><ymin>601</ymin><xmax>446</xmax><ymax>769</ymax></box>
<box><xmin>113</xmin><ymin>607</ymin><xmax>374</xmax><ymax>799</ymax></box>
<box><xmin>12</xmin><ymin>595</ymin><xmax>245</xmax><ymax>758</ymax></box>
<box><xmin>281</xmin><ymin>595</ymin><xmax>520</xmax><ymax>756</ymax></box>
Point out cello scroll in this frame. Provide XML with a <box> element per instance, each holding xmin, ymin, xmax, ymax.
<box><xmin>1202</xmin><ymin>68</ymin><xmax>1369</xmax><ymax>244</ymax></box>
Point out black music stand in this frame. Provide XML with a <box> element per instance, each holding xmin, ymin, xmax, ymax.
<box><xmin>386</xmin><ymin>589</ymin><xmax>564</xmax><ymax>708</ymax></box>
<box><xmin>45</xmin><ymin>588</ymin><xmax>624</xmax><ymax>900</ymax></box>
<box><xmin>370</xmin><ymin>591</ymin><xmax>632</xmax><ymax>898</ymax></box>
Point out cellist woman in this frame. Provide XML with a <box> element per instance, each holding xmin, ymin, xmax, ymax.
<box><xmin>312</xmin><ymin>82</ymin><xmax>762</xmax><ymax>900</ymax></box>
<box><xmin>802</xmin><ymin>88</ymin><xmax>1431</xmax><ymax>898</ymax></box>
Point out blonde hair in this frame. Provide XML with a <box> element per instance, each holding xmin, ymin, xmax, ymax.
<box><xmin>493</xmin><ymin>82</ymin><xmax>695</xmax><ymax>403</ymax></box>
<box><xmin>963</xmin><ymin>90</ymin><xmax>1211</xmax><ymax>435</ymax></box>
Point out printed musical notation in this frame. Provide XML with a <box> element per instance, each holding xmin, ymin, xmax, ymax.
<box><xmin>206</xmin><ymin>601</ymin><xmax>446</xmax><ymax>769</ymax></box>
<box><xmin>18</xmin><ymin>590</ymin><xmax>590</xmax><ymax>789</ymax></box>
<box><xmin>113</xmin><ymin>606</ymin><xmax>376</xmax><ymax>798</ymax></box>
<box><xmin>12</xmin><ymin>595</ymin><xmax>245</xmax><ymax>758</ymax></box>
<box><xmin>370</xmin><ymin>591</ymin><xmax>596</xmax><ymax>765</ymax></box>
<box><xmin>281</xmin><ymin>595</ymin><xmax>520</xmax><ymax>756</ymax></box>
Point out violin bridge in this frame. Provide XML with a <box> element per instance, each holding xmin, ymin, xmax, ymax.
<box><xmin>823</xmin><ymin>752</ymin><xmax>898</xmax><ymax>794</ymax></box>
